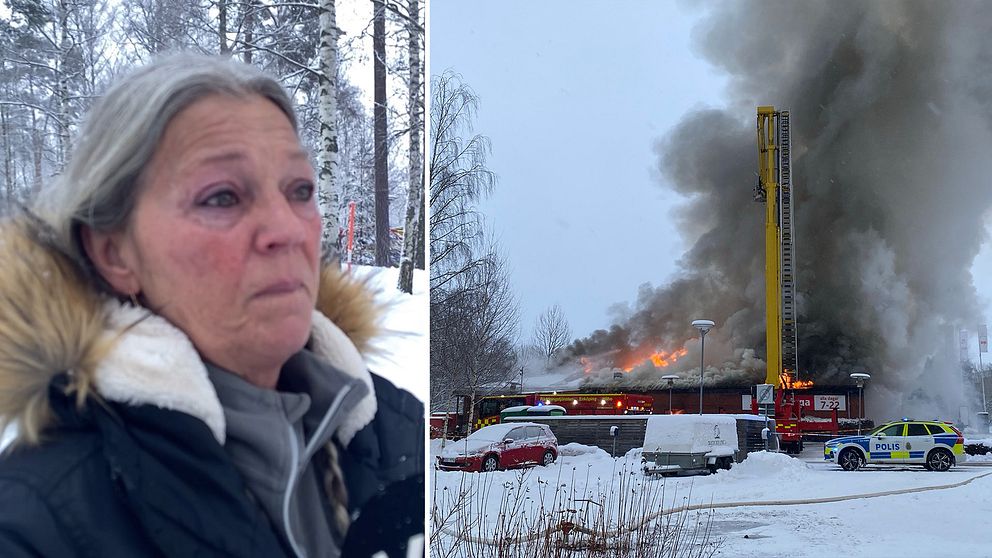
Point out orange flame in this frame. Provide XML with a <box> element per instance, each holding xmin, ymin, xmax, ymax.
<box><xmin>623</xmin><ymin>347</ymin><xmax>688</xmax><ymax>372</ymax></box>
<box><xmin>580</xmin><ymin>356</ymin><xmax>592</xmax><ymax>374</ymax></box>
<box><xmin>781</xmin><ymin>371</ymin><xmax>813</xmax><ymax>389</ymax></box>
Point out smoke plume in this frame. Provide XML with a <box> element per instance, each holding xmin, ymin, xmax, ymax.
<box><xmin>570</xmin><ymin>1</ymin><xmax>992</xmax><ymax>419</ymax></box>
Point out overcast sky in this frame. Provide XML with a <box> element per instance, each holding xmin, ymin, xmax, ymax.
<box><xmin>430</xmin><ymin>1</ymin><xmax>992</xmax><ymax>359</ymax></box>
<box><xmin>430</xmin><ymin>1</ymin><xmax>729</xmax><ymax>339</ymax></box>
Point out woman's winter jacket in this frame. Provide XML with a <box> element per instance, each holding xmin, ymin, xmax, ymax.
<box><xmin>0</xmin><ymin>221</ymin><xmax>424</xmax><ymax>557</ymax></box>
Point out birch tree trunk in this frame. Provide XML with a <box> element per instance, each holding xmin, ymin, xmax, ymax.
<box><xmin>372</xmin><ymin>0</ymin><xmax>389</xmax><ymax>266</ymax></box>
<box><xmin>415</xmin><ymin>192</ymin><xmax>425</xmax><ymax>268</ymax></box>
<box><xmin>397</xmin><ymin>0</ymin><xmax>422</xmax><ymax>293</ymax></box>
<box><xmin>317</xmin><ymin>0</ymin><xmax>340</xmax><ymax>259</ymax></box>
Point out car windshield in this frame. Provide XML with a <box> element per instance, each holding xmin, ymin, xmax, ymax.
<box><xmin>464</xmin><ymin>425</ymin><xmax>516</xmax><ymax>443</ymax></box>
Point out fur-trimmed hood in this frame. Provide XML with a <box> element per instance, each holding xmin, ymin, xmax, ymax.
<box><xmin>0</xmin><ymin>219</ymin><xmax>382</xmax><ymax>447</ymax></box>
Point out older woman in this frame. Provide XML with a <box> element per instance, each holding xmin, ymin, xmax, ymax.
<box><xmin>0</xmin><ymin>54</ymin><xmax>423</xmax><ymax>557</ymax></box>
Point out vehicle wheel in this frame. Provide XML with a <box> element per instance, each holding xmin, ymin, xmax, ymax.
<box><xmin>720</xmin><ymin>457</ymin><xmax>733</xmax><ymax>470</ymax></box>
<box><xmin>926</xmin><ymin>449</ymin><xmax>953</xmax><ymax>472</ymax></box>
<box><xmin>838</xmin><ymin>448</ymin><xmax>863</xmax><ymax>471</ymax></box>
<box><xmin>481</xmin><ymin>455</ymin><xmax>499</xmax><ymax>472</ymax></box>
<box><xmin>541</xmin><ymin>450</ymin><xmax>555</xmax><ymax>467</ymax></box>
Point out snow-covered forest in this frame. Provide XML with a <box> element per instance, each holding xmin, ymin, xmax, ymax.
<box><xmin>0</xmin><ymin>0</ymin><xmax>424</xmax><ymax>276</ymax></box>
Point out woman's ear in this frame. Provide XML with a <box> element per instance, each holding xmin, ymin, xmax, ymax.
<box><xmin>80</xmin><ymin>225</ymin><xmax>140</xmax><ymax>295</ymax></box>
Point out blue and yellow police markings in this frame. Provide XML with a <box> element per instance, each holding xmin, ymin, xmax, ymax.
<box><xmin>869</xmin><ymin>440</ymin><xmax>929</xmax><ymax>460</ymax></box>
<box><xmin>869</xmin><ymin>439</ymin><xmax>902</xmax><ymax>460</ymax></box>
<box><xmin>825</xmin><ymin>420</ymin><xmax>965</xmax><ymax>470</ymax></box>
<box><xmin>934</xmin><ymin>434</ymin><xmax>964</xmax><ymax>455</ymax></box>
<box><xmin>823</xmin><ymin>436</ymin><xmax>869</xmax><ymax>460</ymax></box>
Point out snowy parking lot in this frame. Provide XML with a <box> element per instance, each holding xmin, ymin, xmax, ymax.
<box><xmin>431</xmin><ymin>438</ymin><xmax>992</xmax><ymax>557</ymax></box>
<box><xmin>708</xmin><ymin>441</ymin><xmax>992</xmax><ymax>557</ymax></box>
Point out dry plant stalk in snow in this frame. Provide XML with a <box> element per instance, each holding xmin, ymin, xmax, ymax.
<box><xmin>430</xmin><ymin>457</ymin><xmax>722</xmax><ymax>558</ymax></box>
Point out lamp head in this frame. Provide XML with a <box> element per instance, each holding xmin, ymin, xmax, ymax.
<box><xmin>691</xmin><ymin>319</ymin><xmax>715</xmax><ymax>334</ymax></box>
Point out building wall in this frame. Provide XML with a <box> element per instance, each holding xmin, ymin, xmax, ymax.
<box><xmin>645</xmin><ymin>387</ymin><xmax>865</xmax><ymax>420</ymax></box>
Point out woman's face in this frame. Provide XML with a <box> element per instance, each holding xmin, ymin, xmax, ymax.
<box><xmin>88</xmin><ymin>94</ymin><xmax>322</xmax><ymax>387</ymax></box>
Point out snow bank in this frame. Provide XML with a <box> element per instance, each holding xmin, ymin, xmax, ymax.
<box><xmin>719</xmin><ymin>450</ymin><xmax>812</xmax><ymax>481</ymax></box>
<box><xmin>558</xmin><ymin>442</ymin><xmax>609</xmax><ymax>457</ymax></box>
<box><xmin>429</xmin><ymin>438</ymin><xmax>447</xmax><ymax>458</ymax></box>
<box><xmin>353</xmin><ymin>266</ymin><xmax>427</xmax><ymax>403</ymax></box>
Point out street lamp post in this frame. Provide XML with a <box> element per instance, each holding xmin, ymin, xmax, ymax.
<box><xmin>662</xmin><ymin>374</ymin><xmax>679</xmax><ymax>414</ymax></box>
<box><xmin>692</xmin><ymin>320</ymin><xmax>715</xmax><ymax>415</ymax></box>
<box><xmin>981</xmin><ymin>366</ymin><xmax>988</xmax><ymax>416</ymax></box>
<box><xmin>850</xmin><ymin>373</ymin><xmax>871</xmax><ymax>435</ymax></box>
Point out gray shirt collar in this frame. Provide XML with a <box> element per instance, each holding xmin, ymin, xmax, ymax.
<box><xmin>205</xmin><ymin>349</ymin><xmax>370</xmax><ymax>558</ymax></box>
<box><xmin>207</xmin><ymin>349</ymin><xmax>368</xmax><ymax>448</ymax></box>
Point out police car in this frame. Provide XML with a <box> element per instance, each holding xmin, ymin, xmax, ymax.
<box><xmin>823</xmin><ymin>419</ymin><xmax>964</xmax><ymax>471</ymax></box>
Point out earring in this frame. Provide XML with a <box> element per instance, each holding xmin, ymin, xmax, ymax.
<box><xmin>129</xmin><ymin>292</ymin><xmax>140</xmax><ymax>307</ymax></box>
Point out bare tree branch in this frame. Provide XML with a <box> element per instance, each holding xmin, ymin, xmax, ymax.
<box><xmin>533</xmin><ymin>304</ymin><xmax>572</xmax><ymax>368</ymax></box>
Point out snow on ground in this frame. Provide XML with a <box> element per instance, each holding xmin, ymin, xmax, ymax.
<box><xmin>352</xmin><ymin>265</ymin><xmax>427</xmax><ymax>403</ymax></box>
<box><xmin>431</xmin><ymin>442</ymin><xmax>992</xmax><ymax>557</ymax></box>
<box><xmin>707</xmin><ymin>482</ymin><xmax>992</xmax><ymax>558</ymax></box>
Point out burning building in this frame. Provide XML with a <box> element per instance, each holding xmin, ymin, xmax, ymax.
<box><xmin>566</xmin><ymin>1</ymin><xmax>992</xmax><ymax>421</ymax></box>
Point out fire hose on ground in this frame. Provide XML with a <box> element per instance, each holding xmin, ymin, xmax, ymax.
<box><xmin>437</xmin><ymin>470</ymin><xmax>992</xmax><ymax>545</ymax></box>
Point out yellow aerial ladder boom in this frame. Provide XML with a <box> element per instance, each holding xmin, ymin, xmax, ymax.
<box><xmin>756</xmin><ymin>107</ymin><xmax>799</xmax><ymax>386</ymax></box>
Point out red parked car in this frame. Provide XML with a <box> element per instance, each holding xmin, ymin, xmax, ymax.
<box><xmin>436</xmin><ymin>422</ymin><xmax>558</xmax><ymax>472</ymax></box>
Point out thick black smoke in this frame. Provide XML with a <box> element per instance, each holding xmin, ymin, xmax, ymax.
<box><xmin>570</xmin><ymin>1</ymin><xmax>992</xmax><ymax>418</ymax></box>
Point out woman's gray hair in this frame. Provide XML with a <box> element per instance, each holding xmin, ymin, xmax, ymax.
<box><xmin>35</xmin><ymin>52</ymin><xmax>299</xmax><ymax>292</ymax></box>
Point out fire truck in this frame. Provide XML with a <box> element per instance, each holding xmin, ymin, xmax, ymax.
<box><xmin>455</xmin><ymin>392</ymin><xmax>654</xmax><ymax>434</ymax></box>
<box><xmin>747</xmin><ymin>372</ymin><xmax>840</xmax><ymax>454</ymax></box>
<box><xmin>755</xmin><ymin>107</ymin><xmax>838</xmax><ymax>453</ymax></box>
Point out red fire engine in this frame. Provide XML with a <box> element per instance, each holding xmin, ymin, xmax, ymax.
<box><xmin>453</xmin><ymin>392</ymin><xmax>654</xmax><ymax>434</ymax></box>
<box><xmin>749</xmin><ymin>373</ymin><xmax>840</xmax><ymax>454</ymax></box>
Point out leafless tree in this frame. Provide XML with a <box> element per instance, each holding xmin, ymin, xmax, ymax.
<box><xmin>533</xmin><ymin>304</ymin><xmax>572</xmax><ymax>368</ymax></box>
<box><xmin>429</xmin><ymin>71</ymin><xmax>495</xmax><ymax>304</ymax></box>
<box><xmin>430</xmin><ymin>248</ymin><xmax>519</xmax><ymax>427</ymax></box>
<box><xmin>123</xmin><ymin>0</ymin><xmax>210</xmax><ymax>55</ymax></box>
<box><xmin>429</xmin><ymin>71</ymin><xmax>513</xmax><ymax>420</ymax></box>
